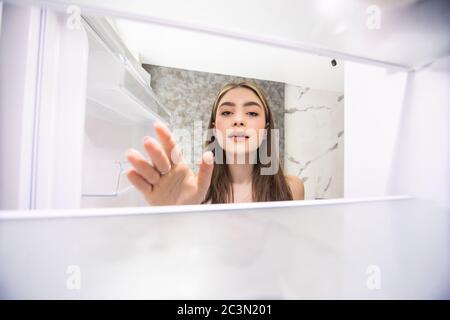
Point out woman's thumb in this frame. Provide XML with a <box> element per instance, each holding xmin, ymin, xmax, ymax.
<box><xmin>197</xmin><ymin>151</ymin><xmax>214</xmax><ymax>193</ymax></box>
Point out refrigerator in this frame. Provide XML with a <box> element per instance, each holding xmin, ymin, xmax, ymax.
<box><xmin>1</xmin><ymin>4</ymin><xmax>172</xmax><ymax>210</ymax></box>
<box><xmin>0</xmin><ymin>0</ymin><xmax>449</xmax><ymax>299</ymax></box>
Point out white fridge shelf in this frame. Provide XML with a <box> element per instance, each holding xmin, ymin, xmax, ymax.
<box><xmin>81</xmin><ymin>160</ymin><xmax>133</xmax><ymax>198</ymax></box>
<box><xmin>84</xmin><ymin>17</ymin><xmax>171</xmax><ymax>125</ymax></box>
<box><xmin>86</xmin><ymin>85</ymin><xmax>161</xmax><ymax>125</ymax></box>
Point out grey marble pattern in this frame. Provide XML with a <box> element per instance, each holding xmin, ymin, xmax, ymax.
<box><xmin>143</xmin><ymin>64</ymin><xmax>285</xmax><ymax>172</ymax></box>
<box><xmin>284</xmin><ymin>85</ymin><xmax>344</xmax><ymax>200</ymax></box>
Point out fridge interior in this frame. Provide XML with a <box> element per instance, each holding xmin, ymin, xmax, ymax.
<box><xmin>81</xmin><ymin>17</ymin><xmax>171</xmax><ymax>209</ymax></box>
<box><xmin>1</xmin><ymin>196</ymin><xmax>448</xmax><ymax>299</ymax></box>
<box><xmin>0</xmin><ymin>0</ymin><xmax>449</xmax><ymax>299</ymax></box>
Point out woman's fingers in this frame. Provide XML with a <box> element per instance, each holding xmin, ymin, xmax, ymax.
<box><xmin>126</xmin><ymin>168</ymin><xmax>153</xmax><ymax>194</ymax></box>
<box><xmin>154</xmin><ymin>121</ymin><xmax>184</xmax><ymax>165</ymax></box>
<box><xmin>143</xmin><ymin>136</ymin><xmax>172</xmax><ymax>175</ymax></box>
<box><xmin>126</xmin><ymin>149</ymin><xmax>161</xmax><ymax>184</ymax></box>
<box><xmin>197</xmin><ymin>151</ymin><xmax>214</xmax><ymax>195</ymax></box>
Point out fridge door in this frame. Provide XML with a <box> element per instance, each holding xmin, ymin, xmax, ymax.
<box><xmin>0</xmin><ymin>4</ymin><xmax>88</xmax><ymax>210</ymax></box>
<box><xmin>0</xmin><ymin>4</ymin><xmax>170</xmax><ymax>210</ymax></box>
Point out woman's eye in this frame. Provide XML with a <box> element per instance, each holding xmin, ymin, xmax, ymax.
<box><xmin>220</xmin><ymin>111</ymin><xmax>258</xmax><ymax>116</ymax></box>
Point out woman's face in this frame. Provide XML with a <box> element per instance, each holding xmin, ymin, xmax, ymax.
<box><xmin>214</xmin><ymin>87</ymin><xmax>267</xmax><ymax>156</ymax></box>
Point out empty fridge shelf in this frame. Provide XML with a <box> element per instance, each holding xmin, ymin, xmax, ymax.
<box><xmin>82</xmin><ymin>160</ymin><xmax>134</xmax><ymax>198</ymax></box>
<box><xmin>84</xmin><ymin>16</ymin><xmax>171</xmax><ymax>125</ymax></box>
<box><xmin>86</xmin><ymin>85</ymin><xmax>163</xmax><ymax>125</ymax></box>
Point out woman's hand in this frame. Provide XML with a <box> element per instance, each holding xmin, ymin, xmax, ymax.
<box><xmin>125</xmin><ymin>122</ymin><xmax>214</xmax><ymax>206</ymax></box>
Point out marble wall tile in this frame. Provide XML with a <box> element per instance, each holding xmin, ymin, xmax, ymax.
<box><xmin>284</xmin><ymin>85</ymin><xmax>344</xmax><ymax>199</ymax></box>
<box><xmin>143</xmin><ymin>64</ymin><xmax>285</xmax><ymax>172</ymax></box>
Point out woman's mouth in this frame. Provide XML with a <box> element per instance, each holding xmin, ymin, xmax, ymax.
<box><xmin>228</xmin><ymin>132</ymin><xmax>250</xmax><ymax>142</ymax></box>
<box><xmin>231</xmin><ymin>136</ymin><xmax>248</xmax><ymax>142</ymax></box>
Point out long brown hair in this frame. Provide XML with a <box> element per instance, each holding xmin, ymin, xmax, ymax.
<box><xmin>202</xmin><ymin>82</ymin><xmax>293</xmax><ymax>203</ymax></box>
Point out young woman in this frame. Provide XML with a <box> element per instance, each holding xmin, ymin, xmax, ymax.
<box><xmin>126</xmin><ymin>82</ymin><xmax>304</xmax><ymax>205</ymax></box>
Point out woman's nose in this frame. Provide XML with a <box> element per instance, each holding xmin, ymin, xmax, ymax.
<box><xmin>232</xmin><ymin>113</ymin><xmax>245</xmax><ymax>127</ymax></box>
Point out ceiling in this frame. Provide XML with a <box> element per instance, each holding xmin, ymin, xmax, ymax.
<box><xmin>12</xmin><ymin>0</ymin><xmax>450</xmax><ymax>69</ymax></box>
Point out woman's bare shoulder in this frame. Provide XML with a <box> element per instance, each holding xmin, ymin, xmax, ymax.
<box><xmin>285</xmin><ymin>174</ymin><xmax>305</xmax><ymax>200</ymax></box>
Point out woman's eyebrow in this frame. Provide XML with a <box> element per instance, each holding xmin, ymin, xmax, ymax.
<box><xmin>218</xmin><ymin>101</ymin><xmax>262</xmax><ymax>109</ymax></box>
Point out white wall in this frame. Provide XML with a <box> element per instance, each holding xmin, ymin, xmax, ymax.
<box><xmin>344</xmin><ymin>57</ymin><xmax>450</xmax><ymax>209</ymax></box>
<box><xmin>112</xmin><ymin>18</ymin><xmax>344</xmax><ymax>92</ymax></box>
<box><xmin>0</xmin><ymin>5</ymin><xmax>41</xmax><ymax>210</ymax></box>
<box><xmin>388</xmin><ymin>56</ymin><xmax>450</xmax><ymax>209</ymax></box>
<box><xmin>344</xmin><ymin>61</ymin><xmax>408</xmax><ymax>198</ymax></box>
